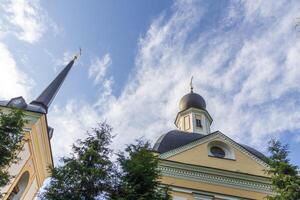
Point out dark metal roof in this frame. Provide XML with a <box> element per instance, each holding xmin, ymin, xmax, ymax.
<box><xmin>240</xmin><ymin>144</ymin><xmax>267</xmax><ymax>161</ymax></box>
<box><xmin>153</xmin><ymin>130</ymin><xmax>267</xmax><ymax>161</ymax></box>
<box><xmin>30</xmin><ymin>59</ymin><xmax>76</xmax><ymax>113</ymax></box>
<box><xmin>0</xmin><ymin>97</ymin><xmax>46</xmax><ymax>113</ymax></box>
<box><xmin>179</xmin><ymin>92</ymin><xmax>206</xmax><ymax>111</ymax></box>
<box><xmin>153</xmin><ymin>130</ymin><xmax>206</xmax><ymax>153</ymax></box>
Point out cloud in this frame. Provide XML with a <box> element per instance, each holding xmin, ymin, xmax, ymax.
<box><xmin>48</xmin><ymin>101</ymin><xmax>101</xmax><ymax>163</ymax></box>
<box><xmin>49</xmin><ymin>0</ymin><xmax>300</xmax><ymax>164</ymax></box>
<box><xmin>0</xmin><ymin>43</ymin><xmax>33</xmax><ymax>100</ymax></box>
<box><xmin>2</xmin><ymin>0</ymin><xmax>57</xmax><ymax>43</ymax></box>
<box><xmin>101</xmin><ymin>0</ymin><xmax>300</xmax><ymax>149</ymax></box>
<box><xmin>88</xmin><ymin>54</ymin><xmax>112</xmax><ymax>85</ymax></box>
<box><xmin>49</xmin><ymin>53</ymin><xmax>114</xmax><ymax>163</ymax></box>
<box><xmin>0</xmin><ymin>0</ymin><xmax>57</xmax><ymax>102</ymax></box>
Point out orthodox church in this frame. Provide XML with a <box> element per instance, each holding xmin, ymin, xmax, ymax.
<box><xmin>153</xmin><ymin>86</ymin><xmax>273</xmax><ymax>199</ymax></box>
<box><xmin>0</xmin><ymin>49</ymin><xmax>273</xmax><ymax>200</ymax></box>
<box><xmin>0</xmin><ymin>55</ymin><xmax>79</xmax><ymax>200</ymax></box>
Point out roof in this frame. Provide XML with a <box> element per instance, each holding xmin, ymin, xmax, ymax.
<box><xmin>179</xmin><ymin>91</ymin><xmax>206</xmax><ymax>111</ymax></box>
<box><xmin>153</xmin><ymin>130</ymin><xmax>206</xmax><ymax>153</ymax></box>
<box><xmin>240</xmin><ymin>144</ymin><xmax>267</xmax><ymax>161</ymax></box>
<box><xmin>30</xmin><ymin>59</ymin><xmax>76</xmax><ymax>112</ymax></box>
<box><xmin>153</xmin><ymin>130</ymin><xmax>267</xmax><ymax>161</ymax></box>
<box><xmin>0</xmin><ymin>97</ymin><xmax>46</xmax><ymax>113</ymax></box>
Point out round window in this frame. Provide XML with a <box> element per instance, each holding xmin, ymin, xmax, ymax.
<box><xmin>210</xmin><ymin>146</ymin><xmax>225</xmax><ymax>158</ymax></box>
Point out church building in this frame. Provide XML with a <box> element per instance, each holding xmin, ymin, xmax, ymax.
<box><xmin>0</xmin><ymin>55</ymin><xmax>79</xmax><ymax>200</ymax></box>
<box><xmin>153</xmin><ymin>86</ymin><xmax>273</xmax><ymax>200</ymax></box>
<box><xmin>0</xmin><ymin>50</ymin><xmax>273</xmax><ymax>200</ymax></box>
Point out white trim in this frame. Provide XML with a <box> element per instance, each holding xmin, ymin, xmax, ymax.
<box><xmin>159</xmin><ymin>166</ymin><xmax>273</xmax><ymax>194</ymax></box>
<box><xmin>159</xmin><ymin>131</ymin><xmax>269</xmax><ymax>168</ymax></box>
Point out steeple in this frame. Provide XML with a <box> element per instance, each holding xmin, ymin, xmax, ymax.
<box><xmin>175</xmin><ymin>80</ymin><xmax>213</xmax><ymax>135</ymax></box>
<box><xmin>30</xmin><ymin>52</ymin><xmax>80</xmax><ymax>113</ymax></box>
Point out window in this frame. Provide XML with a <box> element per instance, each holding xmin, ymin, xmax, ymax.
<box><xmin>207</xmin><ymin>141</ymin><xmax>235</xmax><ymax>160</ymax></box>
<box><xmin>210</xmin><ymin>146</ymin><xmax>225</xmax><ymax>158</ymax></box>
<box><xmin>196</xmin><ymin>119</ymin><xmax>202</xmax><ymax>128</ymax></box>
<box><xmin>8</xmin><ymin>171</ymin><xmax>29</xmax><ymax>200</ymax></box>
<box><xmin>184</xmin><ymin>115</ymin><xmax>190</xmax><ymax>130</ymax></box>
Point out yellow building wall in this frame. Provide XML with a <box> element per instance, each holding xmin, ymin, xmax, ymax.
<box><xmin>1</xmin><ymin>111</ymin><xmax>53</xmax><ymax>200</ymax></box>
<box><xmin>167</xmin><ymin>139</ymin><xmax>268</xmax><ymax>177</ymax></box>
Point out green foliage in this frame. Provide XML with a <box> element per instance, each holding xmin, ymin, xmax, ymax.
<box><xmin>41</xmin><ymin>124</ymin><xmax>170</xmax><ymax>200</ymax></box>
<box><xmin>110</xmin><ymin>140</ymin><xmax>171</xmax><ymax>200</ymax></box>
<box><xmin>0</xmin><ymin>109</ymin><xmax>26</xmax><ymax>197</ymax></box>
<box><xmin>266</xmin><ymin>139</ymin><xmax>300</xmax><ymax>200</ymax></box>
<box><xmin>41</xmin><ymin>123</ymin><xmax>115</xmax><ymax>200</ymax></box>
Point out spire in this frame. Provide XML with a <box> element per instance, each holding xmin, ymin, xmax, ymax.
<box><xmin>30</xmin><ymin>49</ymin><xmax>81</xmax><ymax>113</ymax></box>
<box><xmin>190</xmin><ymin>76</ymin><xmax>194</xmax><ymax>93</ymax></box>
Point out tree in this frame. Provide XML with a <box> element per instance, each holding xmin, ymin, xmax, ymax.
<box><xmin>110</xmin><ymin>140</ymin><xmax>171</xmax><ymax>200</ymax></box>
<box><xmin>41</xmin><ymin>124</ymin><xmax>170</xmax><ymax>200</ymax></box>
<box><xmin>41</xmin><ymin>123</ymin><xmax>115</xmax><ymax>200</ymax></box>
<box><xmin>0</xmin><ymin>109</ymin><xmax>26</xmax><ymax>197</ymax></box>
<box><xmin>266</xmin><ymin>139</ymin><xmax>300</xmax><ymax>200</ymax></box>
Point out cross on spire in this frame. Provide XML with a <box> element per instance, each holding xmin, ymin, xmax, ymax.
<box><xmin>190</xmin><ymin>76</ymin><xmax>194</xmax><ymax>93</ymax></box>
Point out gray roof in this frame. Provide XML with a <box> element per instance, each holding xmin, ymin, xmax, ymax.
<box><xmin>153</xmin><ymin>130</ymin><xmax>206</xmax><ymax>153</ymax></box>
<box><xmin>0</xmin><ymin>58</ymin><xmax>76</xmax><ymax>114</ymax></box>
<box><xmin>30</xmin><ymin>59</ymin><xmax>76</xmax><ymax>113</ymax></box>
<box><xmin>1</xmin><ymin>56</ymin><xmax>78</xmax><ymax>144</ymax></box>
<box><xmin>0</xmin><ymin>97</ymin><xmax>46</xmax><ymax>113</ymax></box>
<box><xmin>153</xmin><ymin>130</ymin><xmax>267</xmax><ymax>161</ymax></box>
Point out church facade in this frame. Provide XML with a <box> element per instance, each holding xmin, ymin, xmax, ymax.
<box><xmin>153</xmin><ymin>88</ymin><xmax>273</xmax><ymax>200</ymax></box>
<box><xmin>0</xmin><ymin>55</ymin><xmax>78</xmax><ymax>200</ymax></box>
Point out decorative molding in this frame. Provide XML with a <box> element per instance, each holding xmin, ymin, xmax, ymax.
<box><xmin>159</xmin><ymin>160</ymin><xmax>273</xmax><ymax>194</ymax></box>
<box><xmin>159</xmin><ymin>131</ymin><xmax>269</xmax><ymax>168</ymax></box>
<box><xmin>160</xmin><ymin>160</ymin><xmax>270</xmax><ymax>183</ymax></box>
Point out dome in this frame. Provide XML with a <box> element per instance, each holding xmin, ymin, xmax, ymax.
<box><xmin>179</xmin><ymin>91</ymin><xmax>206</xmax><ymax>111</ymax></box>
<box><xmin>152</xmin><ymin>130</ymin><xmax>267</xmax><ymax>161</ymax></box>
<box><xmin>153</xmin><ymin>130</ymin><xmax>205</xmax><ymax>153</ymax></box>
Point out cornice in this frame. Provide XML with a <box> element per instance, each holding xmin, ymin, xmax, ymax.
<box><xmin>159</xmin><ymin>160</ymin><xmax>273</xmax><ymax>194</ymax></box>
<box><xmin>160</xmin><ymin>159</ymin><xmax>270</xmax><ymax>183</ymax></box>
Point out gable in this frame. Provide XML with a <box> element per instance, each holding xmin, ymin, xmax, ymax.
<box><xmin>160</xmin><ymin>134</ymin><xmax>269</xmax><ymax>177</ymax></box>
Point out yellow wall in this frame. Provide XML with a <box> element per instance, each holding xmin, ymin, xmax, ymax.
<box><xmin>1</xmin><ymin>110</ymin><xmax>53</xmax><ymax>200</ymax></box>
<box><xmin>167</xmin><ymin>138</ymin><xmax>268</xmax><ymax>177</ymax></box>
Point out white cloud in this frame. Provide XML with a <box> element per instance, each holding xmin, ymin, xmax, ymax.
<box><xmin>88</xmin><ymin>54</ymin><xmax>112</xmax><ymax>85</ymax></box>
<box><xmin>0</xmin><ymin>0</ymin><xmax>56</xmax><ymax>102</ymax></box>
<box><xmin>48</xmin><ymin>101</ymin><xmax>101</xmax><ymax>163</ymax></box>
<box><xmin>0</xmin><ymin>43</ymin><xmax>33</xmax><ymax>100</ymax></box>
<box><xmin>49</xmin><ymin>0</ymin><xmax>300</xmax><ymax>164</ymax></box>
<box><xmin>49</xmin><ymin>53</ymin><xmax>114</xmax><ymax>163</ymax></box>
<box><xmin>101</xmin><ymin>0</ymin><xmax>300</xmax><ymax>149</ymax></box>
<box><xmin>2</xmin><ymin>0</ymin><xmax>55</xmax><ymax>43</ymax></box>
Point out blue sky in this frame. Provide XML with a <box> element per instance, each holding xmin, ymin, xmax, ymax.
<box><xmin>0</xmin><ymin>0</ymin><xmax>300</xmax><ymax>168</ymax></box>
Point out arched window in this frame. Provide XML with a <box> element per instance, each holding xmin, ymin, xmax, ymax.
<box><xmin>8</xmin><ymin>171</ymin><xmax>30</xmax><ymax>200</ymax></box>
<box><xmin>210</xmin><ymin>146</ymin><xmax>226</xmax><ymax>158</ymax></box>
<box><xmin>207</xmin><ymin>141</ymin><xmax>235</xmax><ymax>160</ymax></box>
